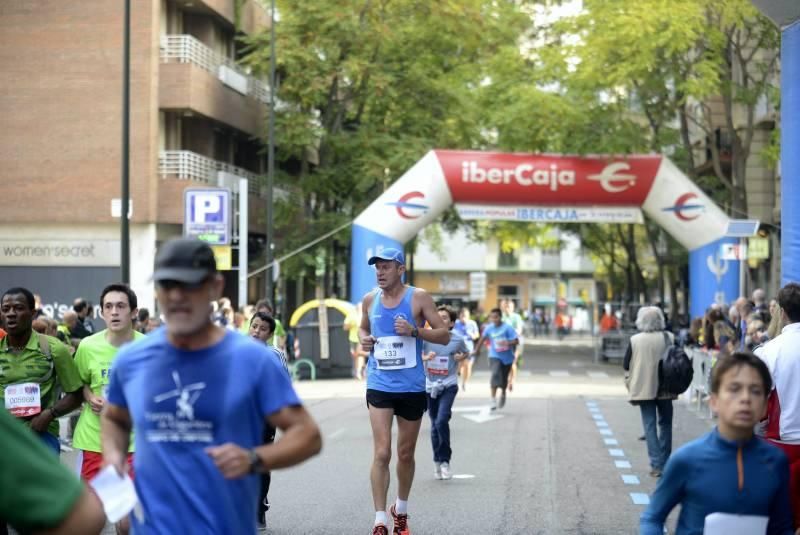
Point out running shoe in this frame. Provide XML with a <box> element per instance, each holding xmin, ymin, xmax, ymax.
<box><xmin>490</xmin><ymin>399</ymin><xmax>497</xmax><ymax>411</ymax></box>
<box><xmin>390</xmin><ymin>504</ymin><xmax>411</xmax><ymax>535</ymax></box>
<box><xmin>372</xmin><ymin>523</ymin><xmax>389</xmax><ymax>535</ymax></box>
<box><xmin>440</xmin><ymin>462</ymin><xmax>452</xmax><ymax>480</ymax></box>
<box><xmin>434</xmin><ymin>462</ymin><xmax>442</xmax><ymax>480</ymax></box>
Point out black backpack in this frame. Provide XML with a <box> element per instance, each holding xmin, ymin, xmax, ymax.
<box><xmin>658</xmin><ymin>332</ymin><xmax>693</xmax><ymax>396</ymax></box>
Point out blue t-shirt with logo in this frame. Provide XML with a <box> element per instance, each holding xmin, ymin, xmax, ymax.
<box><xmin>483</xmin><ymin>322</ymin><xmax>518</xmax><ymax>365</ymax></box>
<box><xmin>106</xmin><ymin>329</ymin><xmax>300</xmax><ymax>535</ymax></box>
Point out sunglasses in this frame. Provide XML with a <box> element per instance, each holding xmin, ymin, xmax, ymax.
<box><xmin>156</xmin><ymin>278</ymin><xmax>209</xmax><ymax>291</ymax></box>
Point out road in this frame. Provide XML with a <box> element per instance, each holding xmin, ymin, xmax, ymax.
<box><xmin>57</xmin><ymin>340</ymin><xmax>710</xmax><ymax>534</ymax></box>
<box><xmin>265</xmin><ymin>342</ymin><xmax>711</xmax><ymax>534</ymax></box>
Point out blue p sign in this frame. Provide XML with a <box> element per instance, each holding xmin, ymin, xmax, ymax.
<box><xmin>184</xmin><ymin>188</ymin><xmax>231</xmax><ymax>245</ymax></box>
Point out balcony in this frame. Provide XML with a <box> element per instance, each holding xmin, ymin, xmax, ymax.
<box><xmin>159</xmin><ymin>150</ymin><xmax>265</xmax><ymax>196</ymax></box>
<box><xmin>159</xmin><ymin>35</ymin><xmax>268</xmax><ymax>137</ymax></box>
<box><xmin>186</xmin><ymin>0</ymin><xmax>270</xmax><ymax>35</ymax></box>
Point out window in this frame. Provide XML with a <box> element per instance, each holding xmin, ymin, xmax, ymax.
<box><xmin>498</xmin><ymin>250</ymin><xmax>518</xmax><ymax>268</ymax></box>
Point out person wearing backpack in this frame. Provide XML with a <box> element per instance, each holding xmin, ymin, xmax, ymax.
<box><xmin>623</xmin><ymin>306</ymin><xmax>676</xmax><ymax>478</ymax></box>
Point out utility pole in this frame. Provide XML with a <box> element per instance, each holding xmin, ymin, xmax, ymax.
<box><xmin>120</xmin><ymin>0</ymin><xmax>131</xmax><ymax>284</ymax></box>
<box><xmin>265</xmin><ymin>0</ymin><xmax>276</xmax><ymax>302</ymax></box>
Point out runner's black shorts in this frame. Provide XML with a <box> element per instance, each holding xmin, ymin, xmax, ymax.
<box><xmin>366</xmin><ymin>389</ymin><xmax>427</xmax><ymax>421</ymax></box>
<box><xmin>490</xmin><ymin>358</ymin><xmax>513</xmax><ymax>390</ymax></box>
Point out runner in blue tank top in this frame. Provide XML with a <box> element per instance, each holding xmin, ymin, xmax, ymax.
<box><xmin>358</xmin><ymin>248</ymin><xmax>450</xmax><ymax>535</ymax></box>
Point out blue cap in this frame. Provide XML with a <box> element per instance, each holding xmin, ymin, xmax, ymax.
<box><xmin>368</xmin><ymin>247</ymin><xmax>405</xmax><ymax>266</ymax></box>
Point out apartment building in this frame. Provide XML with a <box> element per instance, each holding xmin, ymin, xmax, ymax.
<box><xmin>0</xmin><ymin>0</ymin><xmax>271</xmax><ymax>316</ymax></box>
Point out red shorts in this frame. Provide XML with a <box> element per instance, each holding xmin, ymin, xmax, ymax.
<box><xmin>79</xmin><ymin>450</ymin><xmax>135</xmax><ymax>481</ymax></box>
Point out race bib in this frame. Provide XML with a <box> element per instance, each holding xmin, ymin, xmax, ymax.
<box><xmin>374</xmin><ymin>336</ymin><xmax>417</xmax><ymax>370</ymax></box>
<box><xmin>428</xmin><ymin>354</ymin><xmax>450</xmax><ymax>376</ymax></box>
<box><xmin>494</xmin><ymin>338</ymin><xmax>510</xmax><ymax>352</ymax></box>
<box><xmin>5</xmin><ymin>382</ymin><xmax>42</xmax><ymax>418</ymax></box>
<box><xmin>704</xmin><ymin>513</ymin><xmax>767</xmax><ymax>535</ymax></box>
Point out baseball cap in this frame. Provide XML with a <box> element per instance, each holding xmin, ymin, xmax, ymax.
<box><xmin>152</xmin><ymin>238</ymin><xmax>217</xmax><ymax>284</ymax></box>
<box><xmin>368</xmin><ymin>247</ymin><xmax>405</xmax><ymax>266</ymax></box>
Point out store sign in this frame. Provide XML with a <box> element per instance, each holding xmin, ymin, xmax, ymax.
<box><xmin>0</xmin><ymin>240</ymin><xmax>120</xmax><ymax>267</ymax></box>
<box><xmin>469</xmin><ymin>272</ymin><xmax>487</xmax><ymax>300</ymax></box>
<box><xmin>455</xmin><ymin>204</ymin><xmax>643</xmax><ymax>224</ymax></box>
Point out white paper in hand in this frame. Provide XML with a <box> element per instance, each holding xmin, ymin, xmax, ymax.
<box><xmin>89</xmin><ymin>465</ymin><xmax>141</xmax><ymax>523</ymax></box>
<box><xmin>703</xmin><ymin>513</ymin><xmax>768</xmax><ymax>535</ymax></box>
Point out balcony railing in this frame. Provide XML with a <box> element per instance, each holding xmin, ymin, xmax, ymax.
<box><xmin>160</xmin><ymin>35</ymin><xmax>270</xmax><ymax>104</ymax></box>
<box><xmin>159</xmin><ymin>150</ymin><xmax>265</xmax><ymax>197</ymax></box>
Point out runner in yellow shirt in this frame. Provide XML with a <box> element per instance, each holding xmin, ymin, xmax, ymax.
<box><xmin>73</xmin><ymin>284</ymin><xmax>144</xmax><ymax>481</ymax></box>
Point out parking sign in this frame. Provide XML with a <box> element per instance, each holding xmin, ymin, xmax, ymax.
<box><xmin>184</xmin><ymin>188</ymin><xmax>231</xmax><ymax>245</ymax></box>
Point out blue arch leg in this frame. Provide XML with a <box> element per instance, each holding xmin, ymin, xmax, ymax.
<box><xmin>689</xmin><ymin>238</ymin><xmax>741</xmax><ymax>319</ymax></box>
<box><xmin>782</xmin><ymin>22</ymin><xmax>800</xmax><ymax>286</ymax></box>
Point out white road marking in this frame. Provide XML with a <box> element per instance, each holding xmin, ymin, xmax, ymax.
<box><xmin>621</xmin><ymin>475</ymin><xmax>640</xmax><ymax>485</ymax></box>
<box><xmin>608</xmin><ymin>449</ymin><xmax>625</xmax><ymax>457</ymax></box>
<box><xmin>451</xmin><ymin>474</ymin><xmax>476</xmax><ymax>479</ymax></box>
<box><xmin>587</xmin><ymin>371</ymin><xmax>609</xmax><ymax>379</ymax></box>
<box><xmin>615</xmin><ymin>460</ymin><xmax>632</xmax><ymax>469</ymax></box>
<box><xmin>604</xmin><ymin>438</ymin><xmax>619</xmax><ymax>445</ymax></box>
<box><xmin>630</xmin><ymin>493</ymin><xmax>650</xmax><ymax>505</ymax></box>
<box><xmin>327</xmin><ymin>428</ymin><xmax>346</xmax><ymax>440</ymax></box>
<box><xmin>599</xmin><ymin>429</ymin><xmax>613</xmax><ymax>436</ymax></box>
<box><xmin>549</xmin><ymin>370</ymin><xmax>570</xmax><ymax>377</ymax></box>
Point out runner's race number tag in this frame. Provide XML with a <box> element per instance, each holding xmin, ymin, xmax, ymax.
<box><xmin>428</xmin><ymin>354</ymin><xmax>450</xmax><ymax>376</ymax></box>
<box><xmin>494</xmin><ymin>338</ymin><xmax>511</xmax><ymax>352</ymax></box>
<box><xmin>5</xmin><ymin>382</ymin><xmax>42</xmax><ymax>417</ymax></box>
<box><xmin>375</xmin><ymin>336</ymin><xmax>417</xmax><ymax>370</ymax></box>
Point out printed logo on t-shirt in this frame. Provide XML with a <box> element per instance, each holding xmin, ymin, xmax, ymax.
<box><xmin>146</xmin><ymin>371</ymin><xmax>213</xmax><ymax>443</ymax></box>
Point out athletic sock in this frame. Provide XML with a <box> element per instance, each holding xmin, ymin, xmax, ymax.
<box><xmin>375</xmin><ymin>511</ymin><xmax>389</xmax><ymax>526</ymax></box>
<box><xmin>395</xmin><ymin>498</ymin><xmax>408</xmax><ymax>515</ymax></box>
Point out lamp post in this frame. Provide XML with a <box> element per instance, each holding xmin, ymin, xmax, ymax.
<box><xmin>265</xmin><ymin>0</ymin><xmax>276</xmax><ymax>302</ymax></box>
<box><xmin>120</xmin><ymin>0</ymin><xmax>131</xmax><ymax>284</ymax></box>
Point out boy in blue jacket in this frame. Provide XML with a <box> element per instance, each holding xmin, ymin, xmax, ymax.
<box><xmin>640</xmin><ymin>352</ymin><xmax>795</xmax><ymax>535</ymax></box>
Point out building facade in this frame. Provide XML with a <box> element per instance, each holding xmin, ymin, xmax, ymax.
<box><xmin>0</xmin><ymin>0</ymin><xmax>271</xmax><ymax>316</ymax></box>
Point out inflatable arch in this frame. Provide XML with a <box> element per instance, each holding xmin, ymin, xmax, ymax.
<box><xmin>350</xmin><ymin>150</ymin><xmax>740</xmax><ymax>319</ymax></box>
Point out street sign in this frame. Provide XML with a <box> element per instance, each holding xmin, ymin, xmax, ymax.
<box><xmin>720</xmin><ymin>242</ymin><xmax>747</xmax><ymax>260</ymax></box>
<box><xmin>748</xmin><ymin>237</ymin><xmax>769</xmax><ymax>259</ymax></box>
<box><xmin>469</xmin><ymin>272</ymin><xmax>487</xmax><ymax>301</ymax></box>
<box><xmin>184</xmin><ymin>188</ymin><xmax>231</xmax><ymax>245</ymax></box>
<box><xmin>211</xmin><ymin>245</ymin><xmax>232</xmax><ymax>270</ymax></box>
<box><xmin>725</xmin><ymin>219</ymin><xmax>760</xmax><ymax>237</ymax></box>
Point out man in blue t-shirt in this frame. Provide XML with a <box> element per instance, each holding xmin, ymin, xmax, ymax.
<box><xmin>101</xmin><ymin>238</ymin><xmax>322</xmax><ymax>534</ymax></box>
<box><xmin>640</xmin><ymin>352</ymin><xmax>794</xmax><ymax>534</ymax></box>
<box><xmin>471</xmin><ymin>308</ymin><xmax>518</xmax><ymax>410</ymax></box>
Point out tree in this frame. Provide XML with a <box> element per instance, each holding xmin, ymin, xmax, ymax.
<box><xmin>241</xmin><ymin>0</ymin><xmax>533</xmax><ymax>299</ymax></box>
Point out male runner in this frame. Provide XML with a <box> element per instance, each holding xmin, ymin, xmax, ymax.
<box><xmin>248</xmin><ymin>311</ymin><xmax>290</xmax><ymax>529</ymax></box>
<box><xmin>454</xmin><ymin>307</ymin><xmax>480</xmax><ymax>391</ymax></box>
<box><xmin>502</xmin><ymin>299</ymin><xmax>524</xmax><ymax>391</ymax></box>
<box><xmin>472</xmin><ymin>308</ymin><xmax>518</xmax><ymax>410</ymax></box>
<box><xmin>102</xmin><ymin>238</ymin><xmax>322</xmax><ymax>534</ymax></box>
<box><xmin>73</xmin><ymin>284</ymin><xmax>143</xmax><ymax>480</ymax></box>
<box><xmin>0</xmin><ymin>287</ymin><xmax>83</xmax><ymax>454</ymax></box>
<box><xmin>359</xmin><ymin>248</ymin><xmax>450</xmax><ymax>535</ymax></box>
<box><xmin>422</xmin><ymin>305</ymin><xmax>468</xmax><ymax>480</ymax></box>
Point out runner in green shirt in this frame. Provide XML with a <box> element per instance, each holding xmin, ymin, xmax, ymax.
<box><xmin>256</xmin><ymin>299</ymin><xmax>286</xmax><ymax>352</ymax></box>
<box><xmin>0</xmin><ymin>407</ymin><xmax>106</xmax><ymax>533</ymax></box>
<box><xmin>73</xmin><ymin>284</ymin><xmax>143</xmax><ymax>481</ymax></box>
<box><xmin>0</xmin><ymin>287</ymin><xmax>82</xmax><ymax>454</ymax></box>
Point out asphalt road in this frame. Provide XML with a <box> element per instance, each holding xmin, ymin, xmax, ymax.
<box><xmin>265</xmin><ymin>343</ymin><xmax>712</xmax><ymax>535</ymax></box>
<box><xmin>58</xmin><ymin>341</ymin><xmax>712</xmax><ymax>534</ymax></box>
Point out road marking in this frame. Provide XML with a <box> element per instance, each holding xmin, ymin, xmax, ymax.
<box><xmin>615</xmin><ymin>460</ymin><xmax>632</xmax><ymax>469</ymax></box>
<box><xmin>549</xmin><ymin>370</ymin><xmax>570</xmax><ymax>377</ymax></box>
<box><xmin>621</xmin><ymin>475</ymin><xmax>640</xmax><ymax>485</ymax></box>
<box><xmin>585</xmin><ymin>400</ymin><xmax>598</xmax><ymax>407</ymax></box>
<box><xmin>599</xmin><ymin>429</ymin><xmax>613</xmax><ymax>436</ymax></box>
<box><xmin>604</xmin><ymin>438</ymin><xmax>619</xmax><ymax>445</ymax></box>
<box><xmin>458</xmin><ymin>406</ymin><xmax>504</xmax><ymax>423</ymax></box>
<box><xmin>588</xmin><ymin>407</ymin><xmax>601</xmax><ymax>413</ymax></box>
<box><xmin>608</xmin><ymin>448</ymin><xmax>625</xmax><ymax>457</ymax></box>
<box><xmin>327</xmin><ymin>428</ymin><xmax>346</xmax><ymax>440</ymax></box>
<box><xmin>595</xmin><ymin>421</ymin><xmax>609</xmax><ymax>428</ymax></box>
<box><xmin>451</xmin><ymin>474</ymin><xmax>476</xmax><ymax>479</ymax></box>
<box><xmin>453</xmin><ymin>405</ymin><xmax>495</xmax><ymax>413</ymax></box>
<box><xmin>592</xmin><ymin>414</ymin><xmax>604</xmax><ymax>420</ymax></box>
<box><xmin>587</xmin><ymin>371</ymin><xmax>609</xmax><ymax>379</ymax></box>
<box><xmin>630</xmin><ymin>493</ymin><xmax>650</xmax><ymax>505</ymax></box>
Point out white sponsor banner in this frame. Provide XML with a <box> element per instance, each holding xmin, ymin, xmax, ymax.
<box><xmin>0</xmin><ymin>240</ymin><xmax>121</xmax><ymax>266</ymax></box>
<box><xmin>455</xmin><ymin>204</ymin><xmax>644</xmax><ymax>224</ymax></box>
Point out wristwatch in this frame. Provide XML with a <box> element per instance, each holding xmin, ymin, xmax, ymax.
<box><xmin>411</xmin><ymin>327</ymin><xmax>419</xmax><ymax>338</ymax></box>
<box><xmin>248</xmin><ymin>449</ymin><xmax>264</xmax><ymax>473</ymax></box>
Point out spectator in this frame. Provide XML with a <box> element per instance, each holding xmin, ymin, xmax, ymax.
<box><xmin>768</xmin><ymin>301</ymin><xmax>787</xmax><ymax>341</ymax></box>
<box><xmin>687</xmin><ymin>317</ymin><xmax>703</xmax><ymax>347</ymax></box>
<box><xmin>136</xmin><ymin>308</ymin><xmax>150</xmax><ymax>334</ymax></box>
<box><xmin>755</xmin><ymin>282</ymin><xmax>800</xmax><ymax>529</ymax></box>
<box><xmin>71</xmin><ymin>299</ymin><xmax>95</xmax><ymax>339</ymax></box>
<box><xmin>623</xmin><ymin>306</ymin><xmax>675</xmax><ymax>478</ymax></box>
<box><xmin>255</xmin><ymin>299</ymin><xmax>287</xmax><ymax>353</ymax></box>
<box><xmin>32</xmin><ymin>294</ymin><xmax>47</xmax><ymax>320</ymax></box>
<box><xmin>599</xmin><ymin>304</ymin><xmax>619</xmax><ymax>333</ymax></box>
<box><xmin>753</xmin><ymin>288</ymin><xmax>770</xmax><ymax>322</ymax></box>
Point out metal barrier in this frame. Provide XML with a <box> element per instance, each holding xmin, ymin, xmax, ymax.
<box><xmin>291</xmin><ymin>358</ymin><xmax>317</xmax><ymax>381</ymax></box>
<box><xmin>595</xmin><ymin>330</ymin><xmax>636</xmax><ymax>362</ymax></box>
<box><xmin>685</xmin><ymin>346</ymin><xmax>715</xmax><ymax>418</ymax></box>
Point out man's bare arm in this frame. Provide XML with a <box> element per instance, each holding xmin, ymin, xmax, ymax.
<box><xmin>415</xmin><ymin>291</ymin><xmax>450</xmax><ymax>345</ymax></box>
<box><xmin>38</xmin><ymin>487</ymin><xmax>106</xmax><ymax>535</ymax></box>
<box><xmin>358</xmin><ymin>293</ymin><xmax>375</xmax><ymax>352</ymax></box>
<box><xmin>101</xmin><ymin>403</ymin><xmax>132</xmax><ymax>473</ymax></box>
